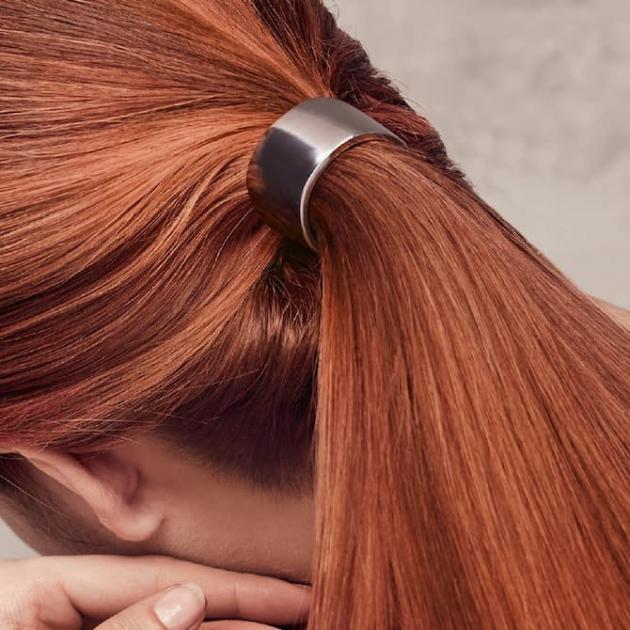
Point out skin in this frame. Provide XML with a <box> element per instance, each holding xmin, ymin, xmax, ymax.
<box><xmin>0</xmin><ymin>431</ymin><xmax>314</xmax><ymax>627</ymax></box>
<box><xmin>0</xmin><ymin>293</ymin><xmax>627</xmax><ymax>628</ymax></box>
<box><xmin>0</xmin><ymin>439</ymin><xmax>315</xmax><ymax>583</ymax></box>
<box><xmin>0</xmin><ymin>555</ymin><xmax>311</xmax><ymax>629</ymax></box>
<box><xmin>591</xmin><ymin>295</ymin><xmax>630</xmax><ymax>330</ymax></box>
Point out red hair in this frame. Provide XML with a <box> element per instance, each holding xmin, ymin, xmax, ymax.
<box><xmin>1</xmin><ymin>1</ymin><xmax>628</xmax><ymax>628</ymax></box>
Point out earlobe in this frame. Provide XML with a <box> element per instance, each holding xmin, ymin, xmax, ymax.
<box><xmin>16</xmin><ymin>447</ymin><xmax>165</xmax><ymax>543</ymax></box>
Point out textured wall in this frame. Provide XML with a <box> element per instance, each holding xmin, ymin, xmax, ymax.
<box><xmin>2</xmin><ymin>0</ymin><xmax>629</xmax><ymax>558</ymax></box>
<box><xmin>327</xmin><ymin>0</ymin><xmax>630</xmax><ymax>306</ymax></box>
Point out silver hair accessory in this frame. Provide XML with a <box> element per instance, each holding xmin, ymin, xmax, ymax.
<box><xmin>246</xmin><ymin>97</ymin><xmax>406</xmax><ymax>252</ymax></box>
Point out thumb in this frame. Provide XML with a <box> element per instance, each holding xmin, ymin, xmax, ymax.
<box><xmin>95</xmin><ymin>582</ymin><xmax>207</xmax><ymax>630</ymax></box>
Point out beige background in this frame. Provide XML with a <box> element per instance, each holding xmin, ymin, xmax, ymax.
<box><xmin>2</xmin><ymin>0</ymin><xmax>629</xmax><ymax>558</ymax></box>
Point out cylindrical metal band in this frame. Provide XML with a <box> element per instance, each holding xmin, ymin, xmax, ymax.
<box><xmin>246</xmin><ymin>97</ymin><xmax>405</xmax><ymax>252</ymax></box>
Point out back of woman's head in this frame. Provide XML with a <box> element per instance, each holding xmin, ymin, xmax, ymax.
<box><xmin>1</xmin><ymin>1</ymin><xmax>628</xmax><ymax>628</ymax></box>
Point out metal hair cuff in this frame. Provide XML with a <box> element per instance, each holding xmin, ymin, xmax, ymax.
<box><xmin>246</xmin><ymin>97</ymin><xmax>405</xmax><ymax>252</ymax></box>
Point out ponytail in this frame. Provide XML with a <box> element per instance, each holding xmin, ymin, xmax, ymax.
<box><xmin>1</xmin><ymin>2</ymin><xmax>627</xmax><ymax>628</ymax></box>
<box><xmin>308</xmin><ymin>141</ymin><xmax>629</xmax><ymax>628</ymax></box>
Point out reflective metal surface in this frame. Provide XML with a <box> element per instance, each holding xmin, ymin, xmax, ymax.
<box><xmin>247</xmin><ymin>97</ymin><xmax>405</xmax><ymax>252</ymax></box>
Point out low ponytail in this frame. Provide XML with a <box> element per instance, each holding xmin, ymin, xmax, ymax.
<box><xmin>308</xmin><ymin>141</ymin><xmax>629</xmax><ymax>629</ymax></box>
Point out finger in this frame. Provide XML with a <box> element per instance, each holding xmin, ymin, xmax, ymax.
<box><xmin>39</xmin><ymin>555</ymin><xmax>310</xmax><ymax>626</ymax></box>
<box><xmin>96</xmin><ymin>582</ymin><xmax>206</xmax><ymax>630</ymax></box>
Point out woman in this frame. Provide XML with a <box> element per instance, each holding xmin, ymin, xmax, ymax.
<box><xmin>0</xmin><ymin>1</ymin><xmax>628</xmax><ymax>628</ymax></box>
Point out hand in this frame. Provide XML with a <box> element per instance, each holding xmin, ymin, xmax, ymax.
<box><xmin>0</xmin><ymin>555</ymin><xmax>311</xmax><ymax>629</ymax></box>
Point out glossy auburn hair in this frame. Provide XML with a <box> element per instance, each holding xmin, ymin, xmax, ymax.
<box><xmin>1</xmin><ymin>1</ymin><xmax>629</xmax><ymax>628</ymax></box>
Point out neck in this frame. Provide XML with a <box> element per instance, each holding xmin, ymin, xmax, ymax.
<box><xmin>589</xmin><ymin>295</ymin><xmax>630</xmax><ymax>331</ymax></box>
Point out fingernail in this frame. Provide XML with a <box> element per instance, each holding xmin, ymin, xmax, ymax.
<box><xmin>153</xmin><ymin>583</ymin><xmax>206</xmax><ymax>630</ymax></box>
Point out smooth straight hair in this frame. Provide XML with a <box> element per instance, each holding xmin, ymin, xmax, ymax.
<box><xmin>0</xmin><ymin>1</ymin><xmax>628</xmax><ymax>628</ymax></box>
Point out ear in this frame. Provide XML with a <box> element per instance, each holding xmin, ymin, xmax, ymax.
<box><xmin>16</xmin><ymin>447</ymin><xmax>165</xmax><ymax>543</ymax></box>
